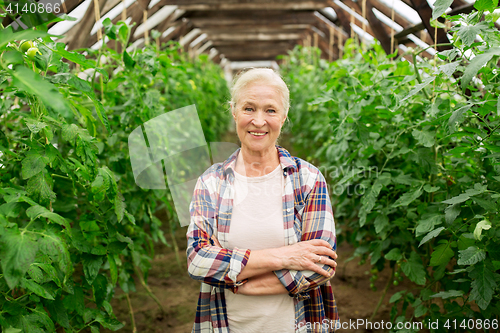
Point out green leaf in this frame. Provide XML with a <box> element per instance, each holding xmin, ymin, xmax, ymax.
<box><xmin>401</xmin><ymin>76</ymin><xmax>435</xmax><ymax>102</ymax></box>
<box><xmin>416</xmin><ymin>214</ymin><xmax>442</xmax><ymax>237</ymax></box>
<box><xmin>414</xmin><ymin>304</ymin><xmax>428</xmax><ymax>317</ymax></box>
<box><xmin>392</xmin><ymin>187</ymin><xmax>423</xmax><ymax>208</ymax></box>
<box><xmin>374</xmin><ymin>214</ymin><xmax>389</xmax><ymax>234</ymax></box>
<box><xmin>3</xmin><ymin>328</ymin><xmax>22</xmax><ymax>333</ymax></box>
<box><xmin>85</xmin><ymin>92</ymin><xmax>111</xmax><ymax>134</ymax></box>
<box><xmin>38</xmin><ymin>232</ymin><xmax>72</xmax><ymax>277</ymax></box>
<box><xmin>93</xmin><ymin>274</ymin><xmax>108</xmax><ymax>306</ymax></box>
<box><xmin>62</xmin><ymin>123</ymin><xmax>79</xmax><ymax>142</ymax></box>
<box><xmin>456</xmin><ymin>22</ymin><xmax>488</xmax><ymax>47</ymax></box>
<box><xmin>82</xmin><ymin>254</ymin><xmax>104</xmax><ymax>285</ymax></box>
<box><xmin>430</xmin><ymin>290</ymin><xmax>464</xmax><ymax>299</ymax></box>
<box><xmin>46</xmin><ymin>298</ymin><xmax>70</xmax><ymax>328</ymax></box>
<box><xmin>0</xmin><ymin>229</ymin><xmax>38</xmax><ymax>289</ymax></box>
<box><xmin>35</xmin><ymin>263</ymin><xmax>61</xmax><ymax>287</ymax></box>
<box><xmin>53</xmin><ymin>43</ymin><xmax>95</xmax><ymax>68</ymax></box>
<box><xmin>22</xmin><ymin>278</ymin><xmax>55</xmax><ymax>300</ymax></box>
<box><xmin>419</xmin><ymin>227</ymin><xmax>445</xmax><ymax>247</ymax></box>
<box><xmin>25</xmin><ymin>118</ymin><xmax>48</xmax><ymax>134</ymax></box>
<box><xmin>423</xmin><ymin>184</ymin><xmax>439</xmax><ymax>193</ymax></box>
<box><xmin>443</xmin><ymin>193</ymin><xmax>471</xmax><ymax>205</ymax></box>
<box><xmin>384</xmin><ymin>248</ymin><xmax>402</xmax><ymax>261</ymax></box>
<box><xmin>95</xmin><ymin>313</ymin><xmax>124</xmax><ymax>330</ymax></box>
<box><xmin>474</xmin><ymin>0</ymin><xmax>499</xmax><ymax>12</ymax></box>
<box><xmin>462</xmin><ymin>48</ymin><xmax>500</xmax><ymax>91</ymax></box>
<box><xmin>27</xmin><ymin>265</ymin><xmax>44</xmax><ymax>284</ymax></box>
<box><xmin>114</xmin><ymin>193</ymin><xmax>126</xmax><ymax>223</ymax></box>
<box><xmin>21</xmin><ymin>153</ymin><xmax>48</xmax><ymax>179</ymax></box>
<box><xmin>474</xmin><ymin>220</ymin><xmax>492</xmax><ymax>241</ymax></box>
<box><xmin>430</xmin><ymin>241</ymin><xmax>454</xmax><ymax>266</ymax></box>
<box><xmin>26</xmin><ymin>169</ymin><xmax>56</xmax><ymax>204</ymax></box>
<box><xmin>458</xmin><ymin>246</ymin><xmax>486</xmax><ymax>265</ymax></box>
<box><xmin>389</xmin><ymin>290</ymin><xmax>405</xmax><ymax>303</ymax></box>
<box><xmin>448</xmin><ymin>104</ymin><xmax>471</xmax><ymax>134</ymax></box>
<box><xmin>108</xmin><ymin>254</ymin><xmax>118</xmax><ymax>286</ymax></box>
<box><xmin>26</xmin><ymin>205</ymin><xmax>70</xmax><ymax>230</ymax></box>
<box><xmin>401</xmin><ymin>252</ymin><xmax>426</xmax><ymax>285</ymax></box>
<box><xmin>0</xmin><ymin>27</ymin><xmax>62</xmax><ymax>49</ymax></box>
<box><xmin>469</xmin><ymin>261</ymin><xmax>498</xmax><ymax>310</ymax></box>
<box><xmin>412</xmin><ymin>129</ymin><xmax>435</xmax><ymax>147</ymax></box>
<box><xmin>10</xmin><ymin>66</ymin><xmax>70</xmax><ymax>117</ymax></box>
<box><xmin>438</xmin><ymin>61</ymin><xmax>460</xmax><ymax>78</ymax></box>
<box><xmin>123</xmin><ymin>50</ymin><xmax>136</xmax><ymax>70</ymax></box>
<box><xmin>432</xmin><ymin>0</ymin><xmax>454</xmax><ymax>19</ymax></box>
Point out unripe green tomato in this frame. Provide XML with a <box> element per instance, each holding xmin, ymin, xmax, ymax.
<box><xmin>26</xmin><ymin>47</ymin><xmax>39</xmax><ymax>60</ymax></box>
<box><xmin>370</xmin><ymin>268</ymin><xmax>378</xmax><ymax>274</ymax></box>
<box><xmin>398</xmin><ymin>275</ymin><xmax>404</xmax><ymax>282</ymax></box>
<box><xmin>394</xmin><ymin>271</ymin><xmax>400</xmax><ymax>278</ymax></box>
<box><xmin>393</xmin><ymin>280</ymin><xmax>399</xmax><ymax>286</ymax></box>
<box><xmin>20</xmin><ymin>40</ymin><xmax>34</xmax><ymax>53</ymax></box>
<box><xmin>125</xmin><ymin>225</ymin><xmax>135</xmax><ymax>236</ymax></box>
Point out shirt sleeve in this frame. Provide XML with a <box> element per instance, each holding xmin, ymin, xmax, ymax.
<box><xmin>273</xmin><ymin>171</ymin><xmax>337</xmax><ymax>299</ymax></box>
<box><xmin>186</xmin><ymin>176</ymin><xmax>251</xmax><ymax>290</ymax></box>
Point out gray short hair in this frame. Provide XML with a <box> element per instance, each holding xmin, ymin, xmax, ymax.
<box><xmin>230</xmin><ymin>68</ymin><xmax>290</xmax><ymax>115</ymax></box>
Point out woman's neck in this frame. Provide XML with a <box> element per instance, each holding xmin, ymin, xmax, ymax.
<box><xmin>235</xmin><ymin>146</ymin><xmax>280</xmax><ymax>177</ymax></box>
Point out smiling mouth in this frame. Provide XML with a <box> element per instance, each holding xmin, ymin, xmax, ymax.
<box><xmin>249</xmin><ymin>131</ymin><xmax>267</xmax><ymax>136</ymax></box>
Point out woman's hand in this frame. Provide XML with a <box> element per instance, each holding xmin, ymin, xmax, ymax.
<box><xmin>275</xmin><ymin>239</ymin><xmax>337</xmax><ymax>277</ymax></box>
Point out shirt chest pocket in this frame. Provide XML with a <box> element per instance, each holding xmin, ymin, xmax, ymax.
<box><xmin>294</xmin><ymin>204</ymin><xmax>305</xmax><ymax>223</ymax></box>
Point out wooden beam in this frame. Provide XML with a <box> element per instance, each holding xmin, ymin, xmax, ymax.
<box><xmin>408</xmin><ymin>0</ymin><xmax>451</xmax><ymax>51</ymax></box>
<box><xmin>330</xmin><ymin>0</ymin><xmax>377</xmax><ymax>38</ymax></box>
<box><xmin>207</xmin><ymin>32</ymin><xmax>303</xmax><ymax>42</ymax></box>
<box><xmin>185</xmin><ymin>10</ymin><xmax>317</xmax><ymax>28</ymax></box>
<box><xmin>200</xmin><ymin>25</ymin><xmax>310</xmax><ymax>35</ymax></box>
<box><xmin>159</xmin><ymin>0</ymin><xmax>329</xmax><ymax>10</ymax></box>
<box><xmin>66</xmin><ymin>0</ymin><xmax>108</xmax><ymax>50</ymax></box>
<box><xmin>365</xmin><ymin>0</ymin><xmax>392</xmax><ymax>55</ymax></box>
<box><xmin>370</xmin><ymin>0</ymin><xmax>412</xmax><ymax>29</ymax></box>
<box><xmin>327</xmin><ymin>1</ymin><xmax>353</xmax><ymax>36</ymax></box>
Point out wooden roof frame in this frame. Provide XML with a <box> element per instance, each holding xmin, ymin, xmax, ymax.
<box><xmin>3</xmin><ymin>0</ymin><xmax>497</xmax><ymax>63</ymax></box>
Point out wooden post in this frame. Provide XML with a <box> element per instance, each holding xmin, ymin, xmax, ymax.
<box><xmin>362</xmin><ymin>0</ymin><xmax>367</xmax><ymax>51</ymax></box>
<box><xmin>350</xmin><ymin>8</ymin><xmax>355</xmax><ymax>37</ymax></box>
<box><xmin>390</xmin><ymin>0</ymin><xmax>395</xmax><ymax>55</ymax></box>
<box><xmin>143</xmin><ymin>10</ymin><xmax>149</xmax><ymax>45</ymax></box>
<box><xmin>94</xmin><ymin>0</ymin><xmax>102</xmax><ymax>41</ymax></box>
<box><xmin>313</xmin><ymin>32</ymin><xmax>318</xmax><ymax>49</ymax></box>
<box><xmin>338</xmin><ymin>28</ymin><xmax>343</xmax><ymax>59</ymax></box>
<box><xmin>329</xmin><ymin>25</ymin><xmax>334</xmax><ymax>62</ymax></box>
<box><xmin>122</xmin><ymin>0</ymin><xmax>127</xmax><ymax>21</ymax></box>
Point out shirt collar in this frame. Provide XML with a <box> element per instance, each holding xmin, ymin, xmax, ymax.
<box><xmin>221</xmin><ymin>145</ymin><xmax>297</xmax><ymax>175</ymax></box>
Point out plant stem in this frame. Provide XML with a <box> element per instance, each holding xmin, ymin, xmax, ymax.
<box><xmin>133</xmin><ymin>265</ymin><xmax>166</xmax><ymax>314</ymax></box>
<box><xmin>412</xmin><ymin>53</ymin><xmax>431</xmax><ymax>100</ymax></box>
<box><xmin>369</xmin><ymin>265</ymin><xmax>394</xmax><ymax>322</ymax></box>
<box><xmin>125</xmin><ymin>293</ymin><xmax>137</xmax><ymax>333</ymax></box>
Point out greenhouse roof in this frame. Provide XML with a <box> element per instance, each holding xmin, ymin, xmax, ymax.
<box><xmin>3</xmin><ymin>0</ymin><xmax>494</xmax><ymax>66</ymax></box>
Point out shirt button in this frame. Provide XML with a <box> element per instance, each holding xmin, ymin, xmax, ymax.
<box><xmin>287</xmin><ymin>208</ymin><xmax>291</xmax><ymax>212</ymax></box>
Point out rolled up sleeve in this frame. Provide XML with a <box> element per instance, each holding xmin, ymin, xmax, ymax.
<box><xmin>274</xmin><ymin>172</ymin><xmax>337</xmax><ymax>299</ymax></box>
<box><xmin>186</xmin><ymin>177</ymin><xmax>251</xmax><ymax>289</ymax></box>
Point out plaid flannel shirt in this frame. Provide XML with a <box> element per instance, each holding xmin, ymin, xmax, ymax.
<box><xmin>186</xmin><ymin>145</ymin><xmax>339</xmax><ymax>333</ymax></box>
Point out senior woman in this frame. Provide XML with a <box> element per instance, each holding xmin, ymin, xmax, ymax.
<box><xmin>186</xmin><ymin>68</ymin><xmax>339</xmax><ymax>333</ymax></box>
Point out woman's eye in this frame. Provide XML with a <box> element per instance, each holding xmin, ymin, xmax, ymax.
<box><xmin>267</xmin><ymin>109</ymin><xmax>276</xmax><ymax>113</ymax></box>
<box><xmin>245</xmin><ymin>107</ymin><xmax>253</xmax><ymax>112</ymax></box>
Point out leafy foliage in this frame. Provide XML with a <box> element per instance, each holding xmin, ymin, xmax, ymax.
<box><xmin>281</xmin><ymin>5</ymin><xmax>500</xmax><ymax>331</ymax></box>
<box><xmin>0</xmin><ymin>16</ymin><xmax>229</xmax><ymax>332</ymax></box>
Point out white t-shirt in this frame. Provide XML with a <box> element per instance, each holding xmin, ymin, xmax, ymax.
<box><xmin>224</xmin><ymin>163</ymin><xmax>295</xmax><ymax>333</ymax></box>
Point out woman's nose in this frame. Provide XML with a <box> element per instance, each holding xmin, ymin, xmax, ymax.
<box><xmin>251</xmin><ymin>111</ymin><xmax>266</xmax><ymax>127</ymax></box>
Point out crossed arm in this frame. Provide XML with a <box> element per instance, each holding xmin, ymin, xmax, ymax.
<box><xmin>187</xmin><ymin>172</ymin><xmax>337</xmax><ymax>297</ymax></box>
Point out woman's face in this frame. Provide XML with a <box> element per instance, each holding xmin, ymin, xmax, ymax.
<box><xmin>232</xmin><ymin>82</ymin><xmax>287</xmax><ymax>155</ymax></box>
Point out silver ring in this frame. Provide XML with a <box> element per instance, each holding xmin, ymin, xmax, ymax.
<box><xmin>318</xmin><ymin>256</ymin><xmax>322</xmax><ymax>263</ymax></box>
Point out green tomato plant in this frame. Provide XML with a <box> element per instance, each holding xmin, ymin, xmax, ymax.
<box><xmin>281</xmin><ymin>2</ymin><xmax>500</xmax><ymax>331</ymax></box>
<box><xmin>0</xmin><ymin>15</ymin><xmax>229</xmax><ymax>333</ymax></box>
